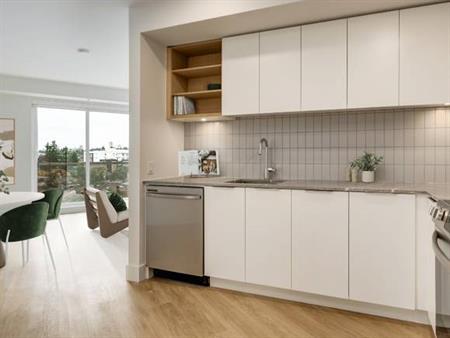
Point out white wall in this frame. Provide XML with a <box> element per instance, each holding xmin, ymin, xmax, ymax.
<box><xmin>0</xmin><ymin>93</ymin><xmax>33</xmax><ymax>192</ymax></box>
<box><xmin>0</xmin><ymin>1</ymin><xmax>128</xmax><ymax>89</ymax></box>
<box><xmin>0</xmin><ymin>74</ymin><xmax>128</xmax><ymax>103</ymax></box>
<box><xmin>131</xmin><ymin>0</ymin><xmax>298</xmax><ymax>34</ymax></box>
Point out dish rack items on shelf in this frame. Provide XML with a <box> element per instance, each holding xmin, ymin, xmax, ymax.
<box><xmin>166</xmin><ymin>39</ymin><xmax>227</xmax><ymax>122</ymax></box>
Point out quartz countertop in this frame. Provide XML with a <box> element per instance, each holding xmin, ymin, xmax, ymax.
<box><xmin>143</xmin><ymin>176</ymin><xmax>450</xmax><ymax>201</ymax></box>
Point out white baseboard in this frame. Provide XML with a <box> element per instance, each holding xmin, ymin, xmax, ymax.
<box><xmin>126</xmin><ymin>263</ymin><xmax>147</xmax><ymax>282</ymax></box>
<box><xmin>210</xmin><ymin>278</ymin><xmax>430</xmax><ymax>325</ymax></box>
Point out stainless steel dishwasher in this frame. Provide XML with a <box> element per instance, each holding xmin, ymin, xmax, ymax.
<box><xmin>145</xmin><ymin>185</ymin><xmax>204</xmax><ymax>277</ymax></box>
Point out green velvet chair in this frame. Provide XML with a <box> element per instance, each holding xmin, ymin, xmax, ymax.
<box><xmin>0</xmin><ymin>202</ymin><xmax>55</xmax><ymax>270</ymax></box>
<box><xmin>36</xmin><ymin>189</ymin><xmax>67</xmax><ymax>248</ymax></box>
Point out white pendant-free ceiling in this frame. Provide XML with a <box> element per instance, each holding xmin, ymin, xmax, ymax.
<box><xmin>0</xmin><ymin>1</ymin><xmax>129</xmax><ymax>89</ymax></box>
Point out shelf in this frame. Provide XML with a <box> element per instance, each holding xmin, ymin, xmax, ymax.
<box><xmin>172</xmin><ymin>89</ymin><xmax>221</xmax><ymax>99</ymax></box>
<box><xmin>171</xmin><ymin>39</ymin><xmax>221</xmax><ymax>56</ymax></box>
<box><xmin>169</xmin><ymin>112</ymin><xmax>233</xmax><ymax>122</ymax></box>
<box><xmin>172</xmin><ymin>64</ymin><xmax>221</xmax><ymax>78</ymax></box>
<box><xmin>167</xmin><ymin>39</ymin><xmax>222</xmax><ymax>122</ymax></box>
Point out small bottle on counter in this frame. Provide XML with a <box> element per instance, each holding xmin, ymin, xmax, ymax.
<box><xmin>351</xmin><ymin>167</ymin><xmax>359</xmax><ymax>183</ymax></box>
<box><xmin>346</xmin><ymin>166</ymin><xmax>352</xmax><ymax>182</ymax></box>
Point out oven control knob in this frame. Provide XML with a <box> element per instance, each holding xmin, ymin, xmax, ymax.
<box><xmin>443</xmin><ymin>210</ymin><xmax>450</xmax><ymax>223</ymax></box>
<box><xmin>430</xmin><ymin>206</ymin><xmax>436</xmax><ymax>216</ymax></box>
<box><xmin>431</xmin><ymin>207</ymin><xmax>439</xmax><ymax>218</ymax></box>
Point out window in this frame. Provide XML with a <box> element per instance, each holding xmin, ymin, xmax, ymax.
<box><xmin>37</xmin><ymin>107</ymin><xmax>86</xmax><ymax>203</ymax></box>
<box><xmin>89</xmin><ymin>111</ymin><xmax>129</xmax><ymax>197</ymax></box>
<box><xmin>37</xmin><ymin>107</ymin><xmax>128</xmax><ymax>207</ymax></box>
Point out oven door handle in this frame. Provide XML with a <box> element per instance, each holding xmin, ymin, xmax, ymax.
<box><xmin>432</xmin><ymin>231</ymin><xmax>450</xmax><ymax>270</ymax></box>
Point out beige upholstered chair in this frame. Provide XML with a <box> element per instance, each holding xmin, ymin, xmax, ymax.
<box><xmin>83</xmin><ymin>187</ymin><xmax>128</xmax><ymax>238</ymax></box>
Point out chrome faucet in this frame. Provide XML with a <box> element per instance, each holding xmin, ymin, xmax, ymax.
<box><xmin>258</xmin><ymin>138</ymin><xmax>276</xmax><ymax>181</ymax></box>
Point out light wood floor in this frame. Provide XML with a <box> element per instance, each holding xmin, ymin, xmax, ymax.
<box><xmin>0</xmin><ymin>213</ymin><xmax>434</xmax><ymax>338</ymax></box>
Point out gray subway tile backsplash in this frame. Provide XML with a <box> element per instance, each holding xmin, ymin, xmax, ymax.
<box><xmin>184</xmin><ymin>107</ymin><xmax>450</xmax><ymax>184</ymax></box>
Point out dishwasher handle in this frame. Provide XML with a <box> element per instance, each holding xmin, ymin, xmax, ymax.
<box><xmin>147</xmin><ymin>192</ymin><xmax>202</xmax><ymax>200</ymax></box>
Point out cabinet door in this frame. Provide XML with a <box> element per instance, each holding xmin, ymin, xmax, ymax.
<box><xmin>246</xmin><ymin>188</ymin><xmax>291</xmax><ymax>289</ymax></box>
<box><xmin>292</xmin><ymin>191</ymin><xmax>348</xmax><ymax>299</ymax></box>
<box><xmin>205</xmin><ymin>187</ymin><xmax>245</xmax><ymax>281</ymax></box>
<box><xmin>222</xmin><ymin>33</ymin><xmax>259</xmax><ymax>115</ymax></box>
<box><xmin>400</xmin><ymin>3</ymin><xmax>450</xmax><ymax>105</ymax></box>
<box><xmin>416</xmin><ymin>195</ymin><xmax>436</xmax><ymax>333</ymax></box>
<box><xmin>301</xmin><ymin>19</ymin><xmax>347</xmax><ymax>111</ymax></box>
<box><xmin>349</xmin><ymin>193</ymin><xmax>415</xmax><ymax>309</ymax></box>
<box><xmin>348</xmin><ymin>11</ymin><xmax>399</xmax><ymax>108</ymax></box>
<box><xmin>260</xmin><ymin>26</ymin><xmax>301</xmax><ymax>113</ymax></box>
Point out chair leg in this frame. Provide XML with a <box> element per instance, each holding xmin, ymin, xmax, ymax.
<box><xmin>21</xmin><ymin>241</ymin><xmax>25</xmax><ymax>267</ymax></box>
<box><xmin>5</xmin><ymin>230</ymin><xmax>10</xmax><ymax>264</ymax></box>
<box><xmin>26</xmin><ymin>240</ymin><xmax>30</xmax><ymax>263</ymax></box>
<box><xmin>58</xmin><ymin>217</ymin><xmax>69</xmax><ymax>249</ymax></box>
<box><xmin>43</xmin><ymin>232</ymin><xmax>56</xmax><ymax>271</ymax></box>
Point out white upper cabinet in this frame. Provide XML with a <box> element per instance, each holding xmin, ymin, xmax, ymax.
<box><xmin>205</xmin><ymin>187</ymin><xmax>245</xmax><ymax>282</ymax></box>
<box><xmin>221</xmin><ymin>3</ymin><xmax>448</xmax><ymax>115</ymax></box>
<box><xmin>301</xmin><ymin>19</ymin><xmax>347</xmax><ymax>111</ymax></box>
<box><xmin>222</xmin><ymin>33</ymin><xmax>259</xmax><ymax>116</ymax></box>
<box><xmin>400</xmin><ymin>3</ymin><xmax>450</xmax><ymax>105</ymax></box>
<box><xmin>292</xmin><ymin>191</ymin><xmax>349</xmax><ymax>299</ymax></box>
<box><xmin>260</xmin><ymin>26</ymin><xmax>301</xmax><ymax>114</ymax></box>
<box><xmin>348</xmin><ymin>11</ymin><xmax>399</xmax><ymax>108</ymax></box>
<box><xmin>246</xmin><ymin>188</ymin><xmax>291</xmax><ymax>289</ymax></box>
<box><xmin>349</xmin><ymin>193</ymin><xmax>415</xmax><ymax>310</ymax></box>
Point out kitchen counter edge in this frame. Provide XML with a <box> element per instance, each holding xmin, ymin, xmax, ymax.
<box><xmin>143</xmin><ymin>177</ymin><xmax>450</xmax><ymax>202</ymax></box>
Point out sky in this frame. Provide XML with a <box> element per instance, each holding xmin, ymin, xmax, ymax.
<box><xmin>37</xmin><ymin>107</ymin><xmax>129</xmax><ymax>151</ymax></box>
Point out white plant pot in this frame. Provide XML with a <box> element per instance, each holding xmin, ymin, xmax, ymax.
<box><xmin>361</xmin><ymin>171</ymin><xmax>375</xmax><ymax>183</ymax></box>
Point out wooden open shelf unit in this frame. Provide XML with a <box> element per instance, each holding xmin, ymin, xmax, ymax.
<box><xmin>166</xmin><ymin>39</ymin><xmax>227</xmax><ymax>122</ymax></box>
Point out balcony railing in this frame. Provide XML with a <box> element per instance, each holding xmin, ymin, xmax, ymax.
<box><xmin>38</xmin><ymin>161</ymin><xmax>128</xmax><ymax>203</ymax></box>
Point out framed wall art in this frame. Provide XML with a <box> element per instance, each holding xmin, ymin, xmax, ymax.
<box><xmin>0</xmin><ymin>118</ymin><xmax>15</xmax><ymax>184</ymax></box>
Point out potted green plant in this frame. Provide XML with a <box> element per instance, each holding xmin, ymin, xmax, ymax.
<box><xmin>355</xmin><ymin>152</ymin><xmax>383</xmax><ymax>183</ymax></box>
<box><xmin>0</xmin><ymin>170</ymin><xmax>10</xmax><ymax>194</ymax></box>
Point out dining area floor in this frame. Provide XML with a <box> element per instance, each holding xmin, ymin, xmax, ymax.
<box><xmin>0</xmin><ymin>213</ymin><xmax>434</xmax><ymax>338</ymax></box>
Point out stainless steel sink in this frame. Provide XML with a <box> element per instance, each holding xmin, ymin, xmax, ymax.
<box><xmin>226</xmin><ymin>179</ymin><xmax>285</xmax><ymax>185</ymax></box>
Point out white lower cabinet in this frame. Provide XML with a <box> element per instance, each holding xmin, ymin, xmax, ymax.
<box><xmin>205</xmin><ymin>187</ymin><xmax>245</xmax><ymax>282</ymax></box>
<box><xmin>246</xmin><ymin>188</ymin><xmax>291</xmax><ymax>289</ymax></box>
<box><xmin>292</xmin><ymin>191</ymin><xmax>349</xmax><ymax>299</ymax></box>
<box><xmin>349</xmin><ymin>192</ymin><xmax>416</xmax><ymax>309</ymax></box>
<box><xmin>205</xmin><ymin>187</ymin><xmax>423</xmax><ymax>313</ymax></box>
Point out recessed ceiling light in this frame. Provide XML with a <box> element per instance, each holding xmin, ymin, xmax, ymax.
<box><xmin>201</xmin><ymin>118</ymin><xmax>207</xmax><ymax>122</ymax></box>
<box><xmin>77</xmin><ymin>48</ymin><xmax>90</xmax><ymax>53</ymax></box>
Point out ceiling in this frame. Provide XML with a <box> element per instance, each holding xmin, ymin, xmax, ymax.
<box><xmin>0</xmin><ymin>0</ymin><xmax>129</xmax><ymax>89</ymax></box>
<box><xmin>0</xmin><ymin>0</ymin><xmax>442</xmax><ymax>89</ymax></box>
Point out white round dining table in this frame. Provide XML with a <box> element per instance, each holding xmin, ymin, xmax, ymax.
<box><xmin>0</xmin><ymin>192</ymin><xmax>45</xmax><ymax>268</ymax></box>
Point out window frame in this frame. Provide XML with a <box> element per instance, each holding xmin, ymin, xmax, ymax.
<box><xmin>33</xmin><ymin>98</ymin><xmax>129</xmax><ymax>213</ymax></box>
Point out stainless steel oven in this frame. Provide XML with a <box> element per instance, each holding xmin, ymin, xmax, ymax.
<box><xmin>431</xmin><ymin>200</ymin><xmax>450</xmax><ymax>337</ymax></box>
